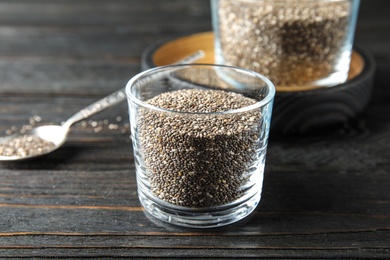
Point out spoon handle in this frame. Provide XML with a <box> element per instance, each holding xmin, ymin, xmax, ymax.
<box><xmin>62</xmin><ymin>50</ymin><xmax>205</xmax><ymax>129</ymax></box>
<box><xmin>63</xmin><ymin>89</ymin><xmax>126</xmax><ymax>128</ymax></box>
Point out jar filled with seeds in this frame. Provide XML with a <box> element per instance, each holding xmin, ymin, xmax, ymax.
<box><xmin>126</xmin><ymin>64</ymin><xmax>275</xmax><ymax>228</ymax></box>
<box><xmin>211</xmin><ymin>0</ymin><xmax>360</xmax><ymax>88</ymax></box>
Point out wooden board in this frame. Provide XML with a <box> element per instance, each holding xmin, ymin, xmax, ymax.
<box><xmin>142</xmin><ymin>32</ymin><xmax>375</xmax><ymax>133</ymax></box>
<box><xmin>148</xmin><ymin>31</ymin><xmax>364</xmax><ymax>92</ymax></box>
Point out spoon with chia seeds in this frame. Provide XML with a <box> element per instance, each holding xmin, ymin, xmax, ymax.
<box><xmin>0</xmin><ymin>51</ymin><xmax>205</xmax><ymax>161</ymax></box>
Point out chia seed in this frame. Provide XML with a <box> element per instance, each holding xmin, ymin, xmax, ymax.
<box><xmin>137</xmin><ymin>89</ymin><xmax>264</xmax><ymax>208</ymax></box>
<box><xmin>0</xmin><ymin>134</ymin><xmax>55</xmax><ymax>157</ymax></box>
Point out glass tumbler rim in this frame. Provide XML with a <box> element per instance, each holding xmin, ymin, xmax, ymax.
<box><xmin>125</xmin><ymin>63</ymin><xmax>276</xmax><ymax>115</ymax></box>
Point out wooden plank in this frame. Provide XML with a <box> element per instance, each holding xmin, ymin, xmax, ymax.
<box><xmin>0</xmin><ymin>59</ymin><xmax>139</xmax><ymax>94</ymax></box>
<box><xmin>0</xmin><ymin>229</ymin><xmax>389</xmax><ymax>258</ymax></box>
<box><xmin>0</xmin><ymin>0</ymin><xmax>212</xmax><ymax>28</ymax></box>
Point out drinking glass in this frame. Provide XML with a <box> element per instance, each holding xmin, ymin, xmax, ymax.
<box><xmin>126</xmin><ymin>64</ymin><xmax>275</xmax><ymax>228</ymax></box>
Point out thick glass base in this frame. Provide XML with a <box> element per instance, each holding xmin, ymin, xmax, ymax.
<box><xmin>139</xmin><ymin>189</ymin><xmax>261</xmax><ymax>228</ymax></box>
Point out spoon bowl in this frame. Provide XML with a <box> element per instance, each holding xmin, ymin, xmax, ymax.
<box><xmin>32</xmin><ymin>125</ymin><xmax>69</xmax><ymax>146</ymax></box>
<box><xmin>0</xmin><ymin>125</ymin><xmax>68</xmax><ymax>161</ymax></box>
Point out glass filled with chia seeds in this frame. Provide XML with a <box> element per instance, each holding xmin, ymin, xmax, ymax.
<box><xmin>211</xmin><ymin>0</ymin><xmax>360</xmax><ymax>88</ymax></box>
<box><xmin>126</xmin><ymin>64</ymin><xmax>275</xmax><ymax>228</ymax></box>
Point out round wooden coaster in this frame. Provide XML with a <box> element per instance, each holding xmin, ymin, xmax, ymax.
<box><xmin>141</xmin><ymin>32</ymin><xmax>376</xmax><ymax>134</ymax></box>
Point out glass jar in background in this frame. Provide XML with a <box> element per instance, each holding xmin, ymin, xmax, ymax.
<box><xmin>211</xmin><ymin>0</ymin><xmax>360</xmax><ymax>88</ymax></box>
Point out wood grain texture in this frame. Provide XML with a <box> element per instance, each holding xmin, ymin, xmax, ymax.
<box><xmin>1</xmin><ymin>0</ymin><xmax>390</xmax><ymax>258</ymax></box>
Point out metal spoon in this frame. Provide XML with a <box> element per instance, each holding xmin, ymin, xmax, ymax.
<box><xmin>0</xmin><ymin>51</ymin><xmax>205</xmax><ymax>161</ymax></box>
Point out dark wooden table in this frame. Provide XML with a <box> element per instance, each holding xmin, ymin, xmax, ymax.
<box><xmin>1</xmin><ymin>0</ymin><xmax>389</xmax><ymax>258</ymax></box>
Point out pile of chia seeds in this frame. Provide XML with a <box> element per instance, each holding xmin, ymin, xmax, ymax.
<box><xmin>137</xmin><ymin>89</ymin><xmax>264</xmax><ymax>208</ymax></box>
<box><xmin>216</xmin><ymin>0</ymin><xmax>351</xmax><ymax>86</ymax></box>
<box><xmin>0</xmin><ymin>134</ymin><xmax>55</xmax><ymax>157</ymax></box>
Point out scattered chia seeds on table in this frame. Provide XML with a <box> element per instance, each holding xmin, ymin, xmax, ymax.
<box><xmin>138</xmin><ymin>89</ymin><xmax>264</xmax><ymax>208</ymax></box>
<box><xmin>215</xmin><ymin>0</ymin><xmax>351</xmax><ymax>86</ymax></box>
<box><xmin>0</xmin><ymin>134</ymin><xmax>55</xmax><ymax>157</ymax></box>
